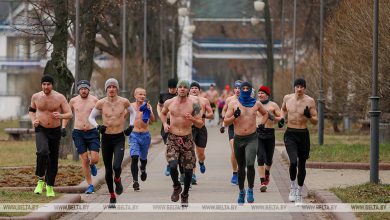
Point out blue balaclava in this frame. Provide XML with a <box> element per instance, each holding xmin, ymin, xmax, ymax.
<box><xmin>239</xmin><ymin>82</ymin><xmax>256</xmax><ymax>107</ymax></box>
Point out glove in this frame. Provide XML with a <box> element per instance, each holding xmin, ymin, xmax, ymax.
<box><xmin>61</xmin><ymin>128</ymin><xmax>67</xmax><ymax>137</ymax></box>
<box><xmin>303</xmin><ymin>106</ymin><xmax>311</xmax><ymax>118</ymax></box>
<box><xmin>233</xmin><ymin>107</ymin><xmax>241</xmax><ymax>118</ymax></box>
<box><xmin>257</xmin><ymin>124</ymin><xmax>265</xmax><ymax>133</ymax></box>
<box><xmin>278</xmin><ymin>118</ymin><xmax>285</xmax><ymax>128</ymax></box>
<box><xmin>124</xmin><ymin>125</ymin><xmax>134</xmax><ymax>136</ymax></box>
<box><xmin>97</xmin><ymin>125</ymin><xmax>107</xmax><ymax>134</ymax></box>
<box><xmin>220</xmin><ymin>127</ymin><xmax>225</xmax><ymax>133</ymax></box>
<box><xmin>202</xmin><ymin>114</ymin><xmax>206</xmax><ymax>119</ymax></box>
<box><xmin>268</xmin><ymin>111</ymin><xmax>275</xmax><ymax>121</ymax></box>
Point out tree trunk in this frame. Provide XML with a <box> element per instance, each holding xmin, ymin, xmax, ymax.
<box><xmin>44</xmin><ymin>0</ymin><xmax>73</xmax><ymax>159</ymax></box>
<box><xmin>78</xmin><ymin>0</ymin><xmax>100</xmax><ymax>81</ymax></box>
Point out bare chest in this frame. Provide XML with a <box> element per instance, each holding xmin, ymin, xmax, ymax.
<box><xmin>73</xmin><ymin>100</ymin><xmax>95</xmax><ymax>116</ymax></box>
<box><xmin>286</xmin><ymin>99</ymin><xmax>309</xmax><ymax>114</ymax></box>
<box><xmin>102</xmin><ymin>101</ymin><xmax>125</xmax><ymax>117</ymax></box>
<box><xmin>169</xmin><ymin>103</ymin><xmax>192</xmax><ymax>117</ymax></box>
<box><xmin>36</xmin><ymin>96</ymin><xmax>61</xmax><ymax>112</ymax></box>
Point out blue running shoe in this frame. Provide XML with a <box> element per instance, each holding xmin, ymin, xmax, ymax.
<box><xmin>231</xmin><ymin>173</ymin><xmax>238</xmax><ymax>185</ymax></box>
<box><xmin>247</xmin><ymin>188</ymin><xmax>254</xmax><ymax>203</ymax></box>
<box><xmin>90</xmin><ymin>164</ymin><xmax>97</xmax><ymax>176</ymax></box>
<box><xmin>237</xmin><ymin>190</ymin><xmax>245</xmax><ymax>204</ymax></box>
<box><xmin>199</xmin><ymin>164</ymin><xmax>206</xmax><ymax>174</ymax></box>
<box><xmin>85</xmin><ymin>184</ymin><xmax>95</xmax><ymax>194</ymax></box>
<box><xmin>164</xmin><ymin>165</ymin><xmax>171</xmax><ymax>176</ymax></box>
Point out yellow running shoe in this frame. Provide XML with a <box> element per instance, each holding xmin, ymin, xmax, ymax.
<box><xmin>46</xmin><ymin>185</ymin><xmax>55</xmax><ymax>197</ymax></box>
<box><xmin>34</xmin><ymin>180</ymin><xmax>44</xmax><ymax>194</ymax></box>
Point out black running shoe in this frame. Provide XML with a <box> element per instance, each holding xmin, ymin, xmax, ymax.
<box><xmin>133</xmin><ymin>181</ymin><xmax>140</xmax><ymax>191</ymax></box>
<box><xmin>109</xmin><ymin>197</ymin><xmax>116</xmax><ymax>209</ymax></box>
<box><xmin>114</xmin><ymin>178</ymin><xmax>123</xmax><ymax>195</ymax></box>
<box><xmin>140</xmin><ymin>170</ymin><xmax>147</xmax><ymax>181</ymax></box>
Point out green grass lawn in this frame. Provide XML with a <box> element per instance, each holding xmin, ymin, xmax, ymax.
<box><xmin>0</xmin><ymin>190</ymin><xmax>61</xmax><ymax>217</ymax></box>
<box><xmin>331</xmin><ymin>183</ymin><xmax>390</xmax><ymax>220</ymax></box>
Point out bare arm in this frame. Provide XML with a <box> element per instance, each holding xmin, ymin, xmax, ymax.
<box><xmin>148</xmin><ymin>103</ymin><xmax>156</xmax><ymax>123</ymax></box>
<box><xmin>280</xmin><ymin>95</ymin><xmax>288</xmax><ymax>119</ymax></box>
<box><xmin>204</xmin><ymin>99</ymin><xmax>214</xmax><ymax>119</ymax></box>
<box><xmin>29</xmin><ymin>94</ymin><xmax>39</xmax><ymax>127</ymax></box>
<box><xmin>223</xmin><ymin>103</ymin><xmax>235</xmax><ymax>126</ymax></box>
<box><xmin>187</xmin><ymin>99</ymin><xmax>204</xmax><ymax>128</ymax></box>
<box><xmin>62</xmin><ymin>98</ymin><xmax>74</xmax><ymax>129</ymax></box>
<box><xmin>161</xmin><ymin>100</ymin><xmax>171</xmax><ymax>132</ymax></box>
<box><xmin>308</xmin><ymin>99</ymin><xmax>318</xmax><ymax>125</ymax></box>
<box><xmin>257</xmin><ymin>102</ymin><xmax>269</xmax><ymax>125</ymax></box>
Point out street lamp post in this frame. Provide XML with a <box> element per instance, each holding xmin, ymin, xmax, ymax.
<box><xmin>74</xmin><ymin>0</ymin><xmax>80</xmax><ymax>95</ymax></box>
<box><xmin>370</xmin><ymin>0</ymin><xmax>380</xmax><ymax>184</ymax></box>
<box><xmin>318</xmin><ymin>0</ymin><xmax>325</xmax><ymax>146</ymax></box>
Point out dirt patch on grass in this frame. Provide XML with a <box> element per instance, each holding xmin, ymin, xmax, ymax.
<box><xmin>0</xmin><ymin>165</ymin><xmax>84</xmax><ymax>187</ymax></box>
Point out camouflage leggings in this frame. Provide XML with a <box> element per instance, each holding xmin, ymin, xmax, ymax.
<box><xmin>166</xmin><ymin>133</ymin><xmax>196</xmax><ymax>170</ymax></box>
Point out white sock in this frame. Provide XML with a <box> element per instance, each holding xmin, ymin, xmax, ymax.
<box><xmin>290</xmin><ymin>180</ymin><xmax>297</xmax><ymax>189</ymax></box>
<box><xmin>297</xmin><ymin>186</ymin><xmax>303</xmax><ymax>196</ymax></box>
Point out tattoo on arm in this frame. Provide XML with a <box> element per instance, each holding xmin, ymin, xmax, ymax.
<box><xmin>192</xmin><ymin>102</ymin><xmax>201</xmax><ymax>116</ymax></box>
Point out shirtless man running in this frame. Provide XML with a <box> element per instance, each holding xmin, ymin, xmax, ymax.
<box><xmin>281</xmin><ymin>78</ymin><xmax>318</xmax><ymax>205</ymax></box>
<box><xmin>205</xmin><ymin>83</ymin><xmax>219</xmax><ymax>116</ymax></box>
<box><xmin>224</xmin><ymin>81</ymin><xmax>268</xmax><ymax>204</ymax></box>
<box><xmin>256</xmin><ymin>85</ymin><xmax>283</xmax><ymax>193</ymax></box>
<box><xmin>66</xmin><ymin>80</ymin><xmax>99</xmax><ymax>194</ymax></box>
<box><xmin>129</xmin><ymin>88</ymin><xmax>155</xmax><ymax>191</ymax></box>
<box><xmin>189</xmin><ymin>81</ymin><xmax>214</xmax><ymax>183</ymax></box>
<box><xmin>220</xmin><ymin>80</ymin><xmax>242</xmax><ymax>185</ymax></box>
<box><xmin>29</xmin><ymin>75</ymin><xmax>72</xmax><ymax>197</ymax></box>
<box><xmin>88</xmin><ymin>78</ymin><xmax>136</xmax><ymax>207</ymax></box>
<box><xmin>160</xmin><ymin>80</ymin><xmax>204</xmax><ymax>207</ymax></box>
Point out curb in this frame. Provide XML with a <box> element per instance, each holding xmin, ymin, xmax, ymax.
<box><xmin>1</xmin><ymin>136</ymin><xmax>164</xmax><ymax>193</ymax></box>
<box><xmin>278</xmin><ymin>146</ymin><xmax>390</xmax><ymax>170</ymax></box>
<box><xmin>0</xmin><ymin>194</ymin><xmax>81</xmax><ymax>220</ymax></box>
<box><xmin>308</xmin><ymin>190</ymin><xmax>358</xmax><ymax>220</ymax></box>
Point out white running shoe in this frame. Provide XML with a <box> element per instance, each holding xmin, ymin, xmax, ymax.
<box><xmin>295</xmin><ymin>194</ymin><xmax>303</xmax><ymax>206</ymax></box>
<box><xmin>288</xmin><ymin>188</ymin><xmax>296</xmax><ymax>202</ymax></box>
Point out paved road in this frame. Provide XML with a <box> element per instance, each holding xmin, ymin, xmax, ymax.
<box><xmin>60</xmin><ymin>126</ymin><xmax>329</xmax><ymax>220</ymax></box>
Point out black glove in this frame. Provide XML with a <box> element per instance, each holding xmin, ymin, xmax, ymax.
<box><xmin>61</xmin><ymin>128</ymin><xmax>67</xmax><ymax>137</ymax></box>
<box><xmin>257</xmin><ymin>124</ymin><xmax>265</xmax><ymax>133</ymax></box>
<box><xmin>303</xmin><ymin>106</ymin><xmax>311</xmax><ymax>118</ymax></box>
<box><xmin>268</xmin><ymin>111</ymin><xmax>275</xmax><ymax>121</ymax></box>
<box><xmin>233</xmin><ymin>107</ymin><xmax>241</xmax><ymax>118</ymax></box>
<box><xmin>278</xmin><ymin>118</ymin><xmax>285</xmax><ymax>128</ymax></box>
<box><xmin>202</xmin><ymin>114</ymin><xmax>206</xmax><ymax>119</ymax></box>
<box><xmin>220</xmin><ymin>126</ymin><xmax>225</xmax><ymax>133</ymax></box>
<box><xmin>97</xmin><ymin>125</ymin><xmax>107</xmax><ymax>134</ymax></box>
<box><xmin>124</xmin><ymin>125</ymin><xmax>134</xmax><ymax>136</ymax></box>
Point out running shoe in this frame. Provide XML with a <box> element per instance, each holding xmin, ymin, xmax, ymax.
<box><xmin>181</xmin><ymin>193</ymin><xmax>189</xmax><ymax>208</ymax></box>
<box><xmin>85</xmin><ymin>184</ymin><xmax>95</xmax><ymax>194</ymax></box>
<box><xmin>191</xmin><ymin>174</ymin><xmax>197</xmax><ymax>185</ymax></box>
<box><xmin>295</xmin><ymin>194</ymin><xmax>303</xmax><ymax>206</ymax></box>
<box><xmin>264</xmin><ymin>174</ymin><xmax>270</xmax><ymax>185</ymax></box>
<box><xmin>109</xmin><ymin>197</ymin><xmax>116</xmax><ymax>209</ymax></box>
<box><xmin>288</xmin><ymin>188</ymin><xmax>297</xmax><ymax>202</ymax></box>
<box><xmin>46</xmin><ymin>185</ymin><xmax>55</xmax><ymax>197</ymax></box>
<box><xmin>114</xmin><ymin>178</ymin><xmax>123</xmax><ymax>195</ymax></box>
<box><xmin>140</xmin><ymin>170</ymin><xmax>147</xmax><ymax>181</ymax></box>
<box><xmin>247</xmin><ymin>188</ymin><xmax>254</xmax><ymax>203</ymax></box>
<box><xmin>34</xmin><ymin>180</ymin><xmax>44</xmax><ymax>194</ymax></box>
<box><xmin>133</xmin><ymin>181</ymin><xmax>140</xmax><ymax>191</ymax></box>
<box><xmin>237</xmin><ymin>189</ymin><xmax>245</xmax><ymax>204</ymax></box>
<box><xmin>231</xmin><ymin>173</ymin><xmax>238</xmax><ymax>185</ymax></box>
<box><xmin>171</xmin><ymin>185</ymin><xmax>182</xmax><ymax>202</ymax></box>
<box><xmin>90</xmin><ymin>164</ymin><xmax>97</xmax><ymax>176</ymax></box>
<box><xmin>199</xmin><ymin>164</ymin><xmax>206</xmax><ymax>174</ymax></box>
<box><xmin>260</xmin><ymin>182</ymin><xmax>267</xmax><ymax>192</ymax></box>
<box><xmin>164</xmin><ymin>165</ymin><xmax>171</xmax><ymax>176</ymax></box>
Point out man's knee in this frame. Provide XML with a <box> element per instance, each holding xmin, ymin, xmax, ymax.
<box><xmin>168</xmin><ymin>160</ymin><xmax>178</xmax><ymax>169</ymax></box>
<box><xmin>131</xmin><ymin>155</ymin><xmax>139</xmax><ymax>161</ymax></box>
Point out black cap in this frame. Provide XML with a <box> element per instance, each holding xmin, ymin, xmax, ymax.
<box><xmin>294</xmin><ymin>78</ymin><xmax>306</xmax><ymax>88</ymax></box>
<box><xmin>190</xmin><ymin>81</ymin><xmax>201</xmax><ymax>90</ymax></box>
<box><xmin>41</xmin><ymin>75</ymin><xmax>54</xmax><ymax>84</ymax></box>
<box><xmin>240</xmin><ymin>81</ymin><xmax>252</xmax><ymax>89</ymax></box>
<box><xmin>168</xmin><ymin>78</ymin><xmax>178</xmax><ymax>88</ymax></box>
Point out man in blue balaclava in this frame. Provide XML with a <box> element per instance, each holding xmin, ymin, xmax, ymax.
<box><xmin>224</xmin><ymin>81</ymin><xmax>269</xmax><ymax>204</ymax></box>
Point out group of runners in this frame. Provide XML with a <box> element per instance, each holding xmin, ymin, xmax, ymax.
<box><xmin>28</xmin><ymin>75</ymin><xmax>317</xmax><ymax>208</ymax></box>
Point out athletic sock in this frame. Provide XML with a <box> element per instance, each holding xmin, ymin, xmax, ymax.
<box><xmin>290</xmin><ymin>180</ymin><xmax>297</xmax><ymax>189</ymax></box>
<box><xmin>297</xmin><ymin>186</ymin><xmax>303</xmax><ymax>195</ymax></box>
<box><xmin>260</xmin><ymin>177</ymin><xmax>265</xmax><ymax>184</ymax></box>
<box><xmin>233</xmin><ymin>171</ymin><xmax>237</xmax><ymax>175</ymax></box>
<box><xmin>199</xmin><ymin>161</ymin><xmax>204</xmax><ymax>166</ymax></box>
<box><xmin>265</xmin><ymin>169</ymin><xmax>270</xmax><ymax>176</ymax></box>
